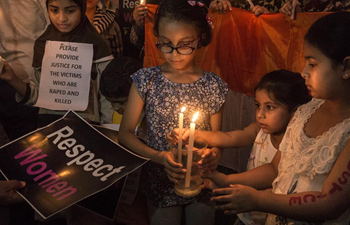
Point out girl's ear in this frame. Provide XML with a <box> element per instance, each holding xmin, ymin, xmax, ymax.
<box><xmin>344</xmin><ymin>56</ymin><xmax>350</xmax><ymax>68</ymax></box>
<box><xmin>343</xmin><ymin>56</ymin><xmax>350</xmax><ymax>80</ymax></box>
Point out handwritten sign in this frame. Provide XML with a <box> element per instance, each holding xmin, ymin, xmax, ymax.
<box><xmin>35</xmin><ymin>41</ymin><xmax>93</xmax><ymax>111</ymax></box>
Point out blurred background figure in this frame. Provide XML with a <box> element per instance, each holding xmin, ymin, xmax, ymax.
<box><xmin>0</xmin><ymin>1</ymin><xmax>49</xmax><ymax>224</ymax></box>
<box><xmin>86</xmin><ymin>0</ymin><xmax>123</xmax><ymax>58</ymax></box>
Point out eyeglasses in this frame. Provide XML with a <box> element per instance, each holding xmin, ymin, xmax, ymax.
<box><xmin>155</xmin><ymin>38</ymin><xmax>200</xmax><ymax>55</ymax></box>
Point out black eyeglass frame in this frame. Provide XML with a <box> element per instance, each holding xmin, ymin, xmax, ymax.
<box><xmin>155</xmin><ymin>38</ymin><xmax>200</xmax><ymax>55</ymax></box>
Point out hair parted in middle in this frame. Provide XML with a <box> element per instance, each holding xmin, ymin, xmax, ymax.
<box><xmin>255</xmin><ymin>69</ymin><xmax>311</xmax><ymax>112</ymax></box>
<box><xmin>153</xmin><ymin>0</ymin><xmax>212</xmax><ymax>47</ymax></box>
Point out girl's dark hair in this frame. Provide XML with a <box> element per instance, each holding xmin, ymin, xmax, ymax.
<box><xmin>47</xmin><ymin>0</ymin><xmax>86</xmax><ymax>20</ymax></box>
<box><xmin>153</xmin><ymin>0</ymin><xmax>212</xmax><ymax>47</ymax></box>
<box><xmin>255</xmin><ymin>70</ymin><xmax>311</xmax><ymax>112</ymax></box>
<box><xmin>100</xmin><ymin>56</ymin><xmax>142</xmax><ymax>98</ymax></box>
<box><xmin>305</xmin><ymin>12</ymin><xmax>350</xmax><ymax>65</ymax></box>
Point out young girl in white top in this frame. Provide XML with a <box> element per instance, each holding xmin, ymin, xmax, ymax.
<box><xmin>170</xmin><ymin>69</ymin><xmax>311</xmax><ymax>224</ymax></box>
<box><xmin>201</xmin><ymin>12</ymin><xmax>350</xmax><ymax>224</ymax></box>
<box><xmin>118</xmin><ymin>0</ymin><xmax>228</xmax><ymax>224</ymax></box>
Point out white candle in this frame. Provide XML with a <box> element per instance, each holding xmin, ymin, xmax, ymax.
<box><xmin>185</xmin><ymin>111</ymin><xmax>199</xmax><ymax>188</ymax></box>
<box><xmin>178</xmin><ymin>107</ymin><xmax>186</xmax><ymax>163</ymax></box>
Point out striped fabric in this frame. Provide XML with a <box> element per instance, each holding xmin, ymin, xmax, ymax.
<box><xmin>92</xmin><ymin>7</ymin><xmax>115</xmax><ymax>34</ymax></box>
<box><xmin>92</xmin><ymin>6</ymin><xmax>123</xmax><ymax>57</ymax></box>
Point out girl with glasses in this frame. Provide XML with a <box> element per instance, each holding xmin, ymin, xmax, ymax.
<box><xmin>118</xmin><ymin>0</ymin><xmax>228</xmax><ymax>224</ymax></box>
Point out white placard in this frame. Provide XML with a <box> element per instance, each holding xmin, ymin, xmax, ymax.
<box><xmin>35</xmin><ymin>41</ymin><xmax>93</xmax><ymax>111</ymax></box>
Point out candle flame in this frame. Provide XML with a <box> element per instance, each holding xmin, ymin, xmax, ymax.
<box><xmin>181</xmin><ymin>107</ymin><xmax>186</xmax><ymax>113</ymax></box>
<box><xmin>140</xmin><ymin>0</ymin><xmax>146</xmax><ymax>4</ymax></box>
<box><xmin>192</xmin><ymin>111</ymin><xmax>199</xmax><ymax>122</ymax></box>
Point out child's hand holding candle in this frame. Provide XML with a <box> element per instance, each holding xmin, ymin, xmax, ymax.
<box><xmin>163</xmin><ymin>150</ymin><xmax>186</xmax><ymax>184</ymax></box>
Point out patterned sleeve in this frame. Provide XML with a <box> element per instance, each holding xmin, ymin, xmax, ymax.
<box><xmin>130</xmin><ymin>68</ymin><xmax>151</xmax><ymax>101</ymax></box>
<box><xmin>112</xmin><ymin>21</ymin><xmax>123</xmax><ymax>57</ymax></box>
<box><xmin>130</xmin><ymin>22</ymin><xmax>145</xmax><ymax>50</ymax></box>
<box><xmin>208</xmin><ymin>72</ymin><xmax>229</xmax><ymax>115</ymax></box>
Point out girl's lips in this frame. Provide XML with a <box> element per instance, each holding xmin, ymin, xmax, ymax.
<box><xmin>259</xmin><ymin>123</ymin><xmax>268</xmax><ymax>129</ymax></box>
<box><xmin>306</xmin><ymin>85</ymin><xmax>312</xmax><ymax>94</ymax></box>
<box><xmin>58</xmin><ymin>24</ymin><xmax>68</xmax><ymax>28</ymax></box>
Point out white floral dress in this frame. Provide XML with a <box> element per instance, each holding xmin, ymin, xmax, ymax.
<box><xmin>131</xmin><ymin>66</ymin><xmax>228</xmax><ymax>207</ymax></box>
<box><xmin>266</xmin><ymin>98</ymin><xmax>350</xmax><ymax>225</ymax></box>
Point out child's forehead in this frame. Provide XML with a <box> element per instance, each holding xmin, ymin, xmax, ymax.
<box><xmin>48</xmin><ymin>0</ymin><xmax>79</xmax><ymax>7</ymax></box>
<box><xmin>255</xmin><ymin>89</ymin><xmax>278</xmax><ymax>103</ymax></box>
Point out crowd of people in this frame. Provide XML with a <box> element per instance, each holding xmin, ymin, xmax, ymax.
<box><xmin>0</xmin><ymin>0</ymin><xmax>350</xmax><ymax>225</ymax></box>
<box><xmin>210</xmin><ymin>0</ymin><xmax>350</xmax><ymax>16</ymax></box>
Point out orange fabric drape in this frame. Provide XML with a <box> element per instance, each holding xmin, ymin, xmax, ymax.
<box><xmin>144</xmin><ymin>5</ymin><xmax>328</xmax><ymax>96</ymax></box>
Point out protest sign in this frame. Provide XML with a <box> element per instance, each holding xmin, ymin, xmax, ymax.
<box><xmin>0</xmin><ymin>111</ymin><xmax>148</xmax><ymax>219</ymax></box>
<box><xmin>35</xmin><ymin>41</ymin><xmax>92</xmax><ymax>111</ymax></box>
<box><xmin>119</xmin><ymin>0</ymin><xmax>140</xmax><ymax>32</ymax></box>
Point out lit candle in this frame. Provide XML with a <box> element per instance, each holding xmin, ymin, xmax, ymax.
<box><xmin>140</xmin><ymin>0</ymin><xmax>146</xmax><ymax>5</ymax></box>
<box><xmin>178</xmin><ymin>107</ymin><xmax>186</xmax><ymax>163</ymax></box>
<box><xmin>185</xmin><ymin>111</ymin><xmax>199</xmax><ymax>188</ymax></box>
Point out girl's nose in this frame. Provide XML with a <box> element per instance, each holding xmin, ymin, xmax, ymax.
<box><xmin>257</xmin><ymin>108</ymin><xmax>266</xmax><ymax>119</ymax></box>
<box><xmin>59</xmin><ymin>12</ymin><xmax>68</xmax><ymax>22</ymax></box>
<box><xmin>172</xmin><ymin>49</ymin><xmax>180</xmax><ymax>56</ymax></box>
<box><xmin>301</xmin><ymin>67</ymin><xmax>309</xmax><ymax>79</ymax></box>
<box><xmin>301</xmin><ymin>72</ymin><xmax>309</xmax><ymax>79</ymax></box>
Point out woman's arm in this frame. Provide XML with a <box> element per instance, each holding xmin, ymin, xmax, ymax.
<box><xmin>213</xmin><ymin>140</ymin><xmax>350</xmax><ymax>222</ymax></box>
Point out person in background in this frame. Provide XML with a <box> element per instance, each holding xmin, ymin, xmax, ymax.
<box><xmin>0</xmin><ymin>181</ymin><xmax>26</xmax><ymax>206</ymax></box>
<box><xmin>0</xmin><ymin>0</ymin><xmax>49</xmax><ymax>141</ymax></box>
<box><xmin>129</xmin><ymin>3</ymin><xmax>148</xmax><ymax>63</ymax></box>
<box><xmin>0</xmin><ymin>0</ymin><xmax>114</xmax><ymax>128</ymax></box>
<box><xmin>100</xmin><ymin>56</ymin><xmax>141</xmax><ymax>114</ymax></box>
<box><xmin>0</xmin><ymin>1</ymin><xmax>49</xmax><ymax>224</ymax></box>
<box><xmin>280</xmin><ymin>0</ymin><xmax>350</xmax><ymax>15</ymax></box>
<box><xmin>210</xmin><ymin>0</ymin><xmax>293</xmax><ymax>16</ymax></box>
<box><xmin>100</xmin><ymin>56</ymin><xmax>147</xmax><ymax>136</ymax></box>
<box><xmin>86</xmin><ymin>0</ymin><xmax>123</xmax><ymax>58</ymax></box>
<box><xmin>211</xmin><ymin>0</ymin><xmax>350</xmax><ymax>16</ymax></box>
